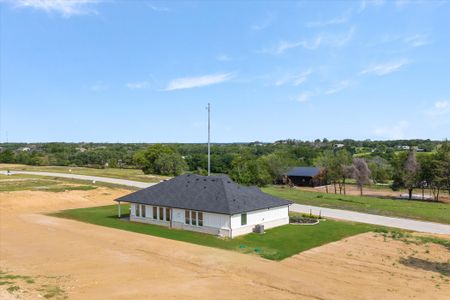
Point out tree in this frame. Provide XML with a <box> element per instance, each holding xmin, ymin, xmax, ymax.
<box><xmin>335</xmin><ymin>150</ymin><xmax>352</xmax><ymax>195</ymax></box>
<box><xmin>260</xmin><ymin>151</ymin><xmax>296</xmax><ymax>184</ymax></box>
<box><xmin>229</xmin><ymin>156</ymin><xmax>272</xmax><ymax>186</ymax></box>
<box><xmin>0</xmin><ymin>149</ymin><xmax>14</xmax><ymax>163</ymax></box>
<box><xmin>133</xmin><ymin>144</ymin><xmax>182</xmax><ymax>175</ymax></box>
<box><xmin>154</xmin><ymin>152</ymin><xmax>187</xmax><ymax>176</ymax></box>
<box><xmin>315</xmin><ymin>150</ymin><xmax>352</xmax><ymax>194</ymax></box>
<box><xmin>435</xmin><ymin>141</ymin><xmax>450</xmax><ymax>196</ymax></box>
<box><xmin>349</xmin><ymin>158</ymin><xmax>371</xmax><ymax>196</ymax></box>
<box><xmin>315</xmin><ymin>150</ymin><xmax>338</xmax><ymax>193</ymax></box>
<box><xmin>368</xmin><ymin>156</ymin><xmax>393</xmax><ymax>184</ymax></box>
<box><xmin>403</xmin><ymin>150</ymin><xmax>419</xmax><ymax>200</ymax></box>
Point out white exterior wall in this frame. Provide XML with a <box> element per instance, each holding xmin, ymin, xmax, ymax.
<box><xmin>172</xmin><ymin>208</ymin><xmax>229</xmax><ymax>229</ymax></box>
<box><xmin>129</xmin><ymin>203</ymin><xmax>289</xmax><ymax>238</ymax></box>
<box><xmin>230</xmin><ymin>205</ymin><xmax>290</xmax><ymax>238</ymax></box>
<box><xmin>129</xmin><ymin>203</ymin><xmax>170</xmax><ymax>226</ymax></box>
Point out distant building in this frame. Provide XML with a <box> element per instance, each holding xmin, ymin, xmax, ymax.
<box><xmin>286</xmin><ymin>167</ymin><xmax>324</xmax><ymax>187</ymax></box>
<box><xmin>334</xmin><ymin>144</ymin><xmax>345</xmax><ymax>148</ymax></box>
<box><xmin>18</xmin><ymin>147</ymin><xmax>31</xmax><ymax>152</ymax></box>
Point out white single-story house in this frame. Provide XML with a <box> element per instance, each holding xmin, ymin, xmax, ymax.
<box><xmin>115</xmin><ymin>174</ymin><xmax>292</xmax><ymax>238</ymax></box>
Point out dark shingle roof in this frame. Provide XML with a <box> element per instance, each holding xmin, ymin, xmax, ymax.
<box><xmin>115</xmin><ymin>174</ymin><xmax>291</xmax><ymax>215</ymax></box>
<box><xmin>287</xmin><ymin>167</ymin><xmax>321</xmax><ymax>177</ymax></box>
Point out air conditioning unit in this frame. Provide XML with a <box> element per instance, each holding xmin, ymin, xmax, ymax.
<box><xmin>253</xmin><ymin>224</ymin><xmax>264</xmax><ymax>234</ymax></box>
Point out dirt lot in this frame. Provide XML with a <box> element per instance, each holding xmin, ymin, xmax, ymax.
<box><xmin>1</xmin><ymin>188</ymin><xmax>449</xmax><ymax>299</ymax></box>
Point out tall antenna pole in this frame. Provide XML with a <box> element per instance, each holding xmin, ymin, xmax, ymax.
<box><xmin>207</xmin><ymin>103</ymin><xmax>211</xmax><ymax>176</ymax></box>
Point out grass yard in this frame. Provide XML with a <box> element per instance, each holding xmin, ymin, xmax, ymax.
<box><xmin>51</xmin><ymin>204</ymin><xmax>382</xmax><ymax>260</ymax></box>
<box><xmin>0</xmin><ymin>164</ymin><xmax>169</xmax><ymax>183</ymax></box>
<box><xmin>0</xmin><ymin>174</ymin><xmax>136</xmax><ymax>192</ymax></box>
<box><xmin>263</xmin><ymin>186</ymin><xmax>450</xmax><ymax>224</ymax></box>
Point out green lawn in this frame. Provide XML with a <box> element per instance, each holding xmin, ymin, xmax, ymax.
<box><xmin>0</xmin><ymin>174</ymin><xmax>136</xmax><ymax>192</ymax></box>
<box><xmin>0</xmin><ymin>164</ymin><xmax>169</xmax><ymax>183</ymax></box>
<box><xmin>263</xmin><ymin>186</ymin><xmax>450</xmax><ymax>224</ymax></box>
<box><xmin>51</xmin><ymin>204</ymin><xmax>382</xmax><ymax>260</ymax></box>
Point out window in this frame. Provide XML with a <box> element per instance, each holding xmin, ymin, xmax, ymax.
<box><xmin>166</xmin><ymin>208</ymin><xmax>170</xmax><ymax>221</ymax></box>
<box><xmin>241</xmin><ymin>213</ymin><xmax>247</xmax><ymax>226</ymax></box>
<box><xmin>185</xmin><ymin>210</ymin><xmax>190</xmax><ymax>224</ymax></box>
<box><xmin>191</xmin><ymin>211</ymin><xmax>197</xmax><ymax>226</ymax></box>
<box><xmin>141</xmin><ymin>205</ymin><xmax>146</xmax><ymax>218</ymax></box>
<box><xmin>198</xmin><ymin>212</ymin><xmax>203</xmax><ymax>227</ymax></box>
<box><xmin>159</xmin><ymin>207</ymin><xmax>164</xmax><ymax>221</ymax></box>
<box><xmin>153</xmin><ymin>206</ymin><xmax>157</xmax><ymax>220</ymax></box>
<box><xmin>135</xmin><ymin>204</ymin><xmax>139</xmax><ymax>217</ymax></box>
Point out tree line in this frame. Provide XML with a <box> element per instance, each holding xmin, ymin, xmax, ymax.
<box><xmin>0</xmin><ymin>140</ymin><xmax>448</xmax><ymax>200</ymax></box>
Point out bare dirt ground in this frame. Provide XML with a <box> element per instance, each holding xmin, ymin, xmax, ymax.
<box><xmin>300</xmin><ymin>184</ymin><xmax>450</xmax><ymax>203</ymax></box>
<box><xmin>1</xmin><ymin>188</ymin><xmax>449</xmax><ymax>299</ymax></box>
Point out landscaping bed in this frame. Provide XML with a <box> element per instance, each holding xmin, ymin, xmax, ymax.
<box><xmin>289</xmin><ymin>215</ymin><xmax>319</xmax><ymax>225</ymax></box>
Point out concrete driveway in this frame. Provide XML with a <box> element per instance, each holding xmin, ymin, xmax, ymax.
<box><xmin>2</xmin><ymin>170</ymin><xmax>450</xmax><ymax>235</ymax></box>
<box><xmin>290</xmin><ymin>204</ymin><xmax>450</xmax><ymax>235</ymax></box>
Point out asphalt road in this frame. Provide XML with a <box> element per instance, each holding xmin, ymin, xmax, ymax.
<box><xmin>3</xmin><ymin>170</ymin><xmax>450</xmax><ymax>235</ymax></box>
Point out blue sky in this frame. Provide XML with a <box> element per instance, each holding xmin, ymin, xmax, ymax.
<box><xmin>1</xmin><ymin>0</ymin><xmax>449</xmax><ymax>143</ymax></box>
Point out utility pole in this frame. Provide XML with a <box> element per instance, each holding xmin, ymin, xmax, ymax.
<box><xmin>207</xmin><ymin>103</ymin><xmax>211</xmax><ymax>176</ymax></box>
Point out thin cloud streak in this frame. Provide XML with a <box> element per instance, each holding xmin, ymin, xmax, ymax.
<box><xmin>275</xmin><ymin>70</ymin><xmax>312</xmax><ymax>86</ymax></box>
<box><xmin>359</xmin><ymin>0</ymin><xmax>385</xmax><ymax>13</ymax></box>
<box><xmin>273</xmin><ymin>27</ymin><xmax>355</xmax><ymax>55</ymax></box>
<box><xmin>325</xmin><ymin>80</ymin><xmax>353</xmax><ymax>95</ymax></box>
<box><xmin>165</xmin><ymin>73</ymin><xmax>234</xmax><ymax>91</ymax></box>
<box><xmin>360</xmin><ymin>59</ymin><xmax>409</xmax><ymax>76</ymax></box>
<box><xmin>251</xmin><ymin>13</ymin><xmax>276</xmax><ymax>31</ymax></box>
<box><xmin>126</xmin><ymin>81</ymin><xmax>148</xmax><ymax>89</ymax></box>
<box><xmin>147</xmin><ymin>4</ymin><xmax>170</xmax><ymax>12</ymax></box>
<box><xmin>12</xmin><ymin>0</ymin><xmax>99</xmax><ymax>17</ymax></box>
<box><xmin>306</xmin><ymin>16</ymin><xmax>348</xmax><ymax>28</ymax></box>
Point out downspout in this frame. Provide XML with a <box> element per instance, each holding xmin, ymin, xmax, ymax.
<box><xmin>229</xmin><ymin>215</ymin><xmax>232</xmax><ymax>238</ymax></box>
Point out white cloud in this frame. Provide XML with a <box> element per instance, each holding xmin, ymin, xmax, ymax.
<box><xmin>126</xmin><ymin>81</ymin><xmax>148</xmax><ymax>89</ymax></box>
<box><xmin>275</xmin><ymin>70</ymin><xmax>312</xmax><ymax>86</ymax></box>
<box><xmin>273</xmin><ymin>27</ymin><xmax>355</xmax><ymax>55</ymax></box>
<box><xmin>360</xmin><ymin>59</ymin><xmax>409</xmax><ymax>76</ymax></box>
<box><xmin>306</xmin><ymin>16</ymin><xmax>348</xmax><ymax>28</ymax></box>
<box><xmin>147</xmin><ymin>4</ymin><xmax>169</xmax><ymax>12</ymax></box>
<box><xmin>251</xmin><ymin>13</ymin><xmax>276</xmax><ymax>31</ymax></box>
<box><xmin>374</xmin><ymin>121</ymin><xmax>409</xmax><ymax>139</ymax></box>
<box><xmin>435</xmin><ymin>100</ymin><xmax>449</xmax><ymax>109</ymax></box>
<box><xmin>296</xmin><ymin>92</ymin><xmax>311</xmax><ymax>103</ymax></box>
<box><xmin>359</xmin><ymin>0</ymin><xmax>385</xmax><ymax>12</ymax></box>
<box><xmin>12</xmin><ymin>0</ymin><xmax>99</xmax><ymax>17</ymax></box>
<box><xmin>324</xmin><ymin>80</ymin><xmax>353</xmax><ymax>95</ymax></box>
<box><xmin>426</xmin><ymin>100</ymin><xmax>450</xmax><ymax>116</ymax></box>
<box><xmin>403</xmin><ymin>34</ymin><xmax>430</xmax><ymax>48</ymax></box>
<box><xmin>216</xmin><ymin>54</ymin><xmax>232</xmax><ymax>62</ymax></box>
<box><xmin>90</xmin><ymin>82</ymin><xmax>109</xmax><ymax>91</ymax></box>
<box><xmin>165</xmin><ymin>73</ymin><xmax>234</xmax><ymax>91</ymax></box>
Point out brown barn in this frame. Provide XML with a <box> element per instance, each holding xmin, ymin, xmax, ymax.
<box><xmin>287</xmin><ymin>167</ymin><xmax>324</xmax><ymax>187</ymax></box>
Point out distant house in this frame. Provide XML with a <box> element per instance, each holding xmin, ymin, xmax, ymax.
<box><xmin>287</xmin><ymin>167</ymin><xmax>324</xmax><ymax>187</ymax></box>
<box><xmin>115</xmin><ymin>174</ymin><xmax>292</xmax><ymax>238</ymax></box>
